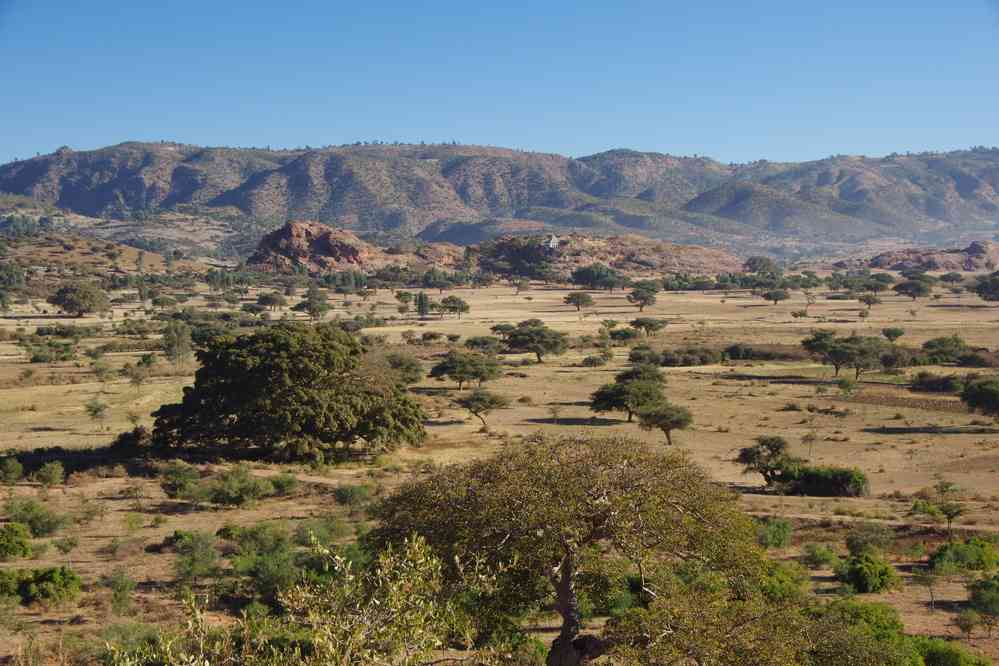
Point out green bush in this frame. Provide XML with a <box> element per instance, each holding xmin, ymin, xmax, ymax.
<box><xmin>270</xmin><ymin>473</ymin><xmax>299</xmax><ymax>496</ymax></box>
<box><xmin>204</xmin><ymin>465</ymin><xmax>275</xmax><ymax>506</ymax></box>
<box><xmin>911</xmin><ymin>371</ymin><xmax>964</xmax><ymax>393</ymax></box>
<box><xmin>159</xmin><ymin>461</ymin><xmax>201</xmax><ymax>499</ymax></box>
<box><xmin>627</xmin><ymin>346</ymin><xmax>661</xmax><ymax>365</ymax></box>
<box><xmin>294</xmin><ymin>514</ymin><xmax>350</xmax><ymax>546</ymax></box>
<box><xmin>784</xmin><ymin>464</ymin><xmax>870</xmax><ymax>497</ymax></box>
<box><xmin>929</xmin><ymin>537</ymin><xmax>999</xmax><ymax>573</ymax></box>
<box><xmin>0</xmin><ymin>457</ymin><xmax>23</xmax><ymax>484</ymax></box>
<box><xmin>756</xmin><ymin>517</ymin><xmax>792</xmax><ymax>549</ymax></box>
<box><xmin>580</xmin><ymin>355</ymin><xmax>608</xmax><ymax>367</ymax></box>
<box><xmin>0</xmin><ymin>522</ymin><xmax>33</xmax><ymax>560</ymax></box>
<box><xmin>101</xmin><ymin>568</ymin><xmax>137</xmax><ymax>615</ymax></box>
<box><xmin>334</xmin><ymin>484</ymin><xmax>372</xmax><ymax>507</ymax></box>
<box><xmin>912</xmin><ymin>636</ymin><xmax>991</xmax><ymax>666</ymax></box>
<box><xmin>835</xmin><ymin>551</ymin><xmax>900</xmax><ymax>593</ymax></box>
<box><xmin>4</xmin><ymin>497</ymin><xmax>69</xmax><ymax>536</ymax></box>
<box><xmin>35</xmin><ymin>461</ymin><xmax>65</xmax><ymax>487</ymax></box>
<box><xmin>0</xmin><ymin>566</ymin><xmax>84</xmax><ymax>606</ymax></box>
<box><xmin>801</xmin><ymin>543</ymin><xmax>841</xmax><ymax>569</ymax></box>
<box><xmin>660</xmin><ymin>347</ymin><xmax>723</xmax><ymax>367</ymax></box>
<box><xmin>173</xmin><ymin>531</ymin><xmax>219</xmax><ymax>585</ymax></box>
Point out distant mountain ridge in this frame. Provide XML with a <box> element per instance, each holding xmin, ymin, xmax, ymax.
<box><xmin>3</xmin><ymin>142</ymin><xmax>999</xmax><ymax>254</ymax></box>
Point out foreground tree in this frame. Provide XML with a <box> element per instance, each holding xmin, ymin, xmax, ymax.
<box><xmin>47</xmin><ymin>282</ymin><xmax>110</xmax><ymax>317</ymax></box>
<box><xmin>151</xmin><ymin>323</ymin><xmax>426</xmax><ymax>460</ymax></box>
<box><xmin>368</xmin><ymin>434</ymin><xmax>763</xmax><ymax>666</ymax></box>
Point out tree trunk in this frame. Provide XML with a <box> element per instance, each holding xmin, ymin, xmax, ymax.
<box><xmin>626</xmin><ymin>410</ymin><xmax>633</xmax><ymax>422</ymax></box>
<box><xmin>546</xmin><ymin>551</ymin><xmax>605</xmax><ymax>666</ymax></box>
<box><xmin>664</xmin><ymin>429</ymin><xmax>673</xmax><ymax>446</ymax></box>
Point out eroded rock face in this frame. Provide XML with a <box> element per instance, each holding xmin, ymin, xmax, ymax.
<box><xmin>868</xmin><ymin>241</ymin><xmax>999</xmax><ymax>272</ymax></box>
<box><xmin>248</xmin><ymin>220</ymin><xmax>464</xmax><ymax>274</ymax></box>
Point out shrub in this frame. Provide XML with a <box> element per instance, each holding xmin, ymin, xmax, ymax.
<box><xmin>580</xmin><ymin>355</ymin><xmax>608</xmax><ymax>367</ymax></box>
<box><xmin>159</xmin><ymin>461</ymin><xmax>201</xmax><ymax>499</ymax></box>
<box><xmin>204</xmin><ymin>465</ymin><xmax>275</xmax><ymax>506</ymax></box>
<box><xmin>13</xmin><ymin>566</ymin><xmax>83</xmax><ymax>606</ymax></box>
<box><xmin>802</xmin><ymin>543</ymin><xmax>841</xmax><ymax>570</ymax></box>
<box><xmin>957</xmin><ymin>351</ymin><xmax>997</xmax><ymax>368</ymax></box>
<box><xmin>835</xmin><ymin>551</ymin><xmax>900</xmax><ymax>593</ymax></box>
<box><xmin>173</xmin><ymin>531</ymin><xmax>219</xmax><ymax>585</ymax></box>
<box><xmin>784</xmin><ymin>464</ymin><xmax>870</xmax><ymax>497</ymax></box>
<box><xmin>270</xmin><ymin>473</ymin><xmax>299</xmax><ymax>496</ymax></box>
<box><xmin>35</xmin><ymin>461</ymin><xmax>65</xmax><ymax>487</ymax></box>
<box><xmin>911</xmin><ymin>371</ymin><xmax>964</xmax><ymax>393</ymax></box>
<box><xmin>101</xmin><ymin>568</ymin><xmax>137</xmax><ymax>615</ymax></box>
<box><xmin>660</xmin><ymin>347</ymin><xmax>723</xmax><ymax>367</ymax></box>
<box><xmin>1</xmin><ymin>458</ymin><xmax>23</xmax><ymax>484</ymax></box>
<box><xmin>0</xmin><ymin>523</ymin><xmax>33</xmax><ymax>561</ymax></box>
<box><xmin>929</xmin><ymin>537</ymin><xmax>999</xmax><ymax>573</ymax></box>
<box><xmin>294</xmin><ymin>514</ymin><xmax>350</xmax><ymax>546</ymax></box>
<box><xmin>628</xmin><ymin>346</ymin><xmax>661</xmax><ymax>365</ymax></box>
<box><xmin>334</xmin><ymin>484</ymin><xmax>372</xmax><ymax>507</ymax></box>
<box><xmin>912</xmin><ymin>636</ymin><xmax>991</xmax><ymax>666</ymax></box>
<box><xmin>756</xmin><ymin>517</ymin><xmax>792</xmax><ymax>549</ymax></box>
<box><xmin>845</xmin><ymin>523</ymin><xmax>895</xmax><ymax>557</ymax></box>
<box><xmin>4</xmin><ymin>497</ymin><xmax>69</xmax><ymax>536</ymax></box>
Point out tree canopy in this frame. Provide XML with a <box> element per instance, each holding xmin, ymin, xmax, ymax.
<box><xmin>504</xmin><ymin>319</ymin><xmax>569</xmax><ymax>362</ymax></box>
<box><xmin>47</xmin><ymin>283</ymin><xmax>110</xmax><ymax>317</ymax></box>
<box><xmin>151</xmin><ymin>323</ymin><xmax>426</xmax><ymax>460</ymax></box>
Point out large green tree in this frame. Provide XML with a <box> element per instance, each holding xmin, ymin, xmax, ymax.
<box><xmin>367</xmin><ymin>434</ymin><xmax>763</xmax><ymax>666</ymax></box>
<box><xmin>47</xmin><ymin>282</ymin><xmax>110</xmax><ymax>317</ymax></box>
<box><xmin>504</xmin><ymin>319</ymin><xmax>568</xmax><ymax>363</ymax></box>
<box><xmin>151</xmin><ymin>323</ymin><xmax>426</xmax><ymax>460</ymax></box>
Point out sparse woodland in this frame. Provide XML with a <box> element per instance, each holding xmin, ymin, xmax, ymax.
<box><xmin>1</xmin><ymin>232</ymin><xmax>999</xmax><ymax>665</ymax></box>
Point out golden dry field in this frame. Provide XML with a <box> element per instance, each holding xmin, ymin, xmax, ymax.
<box><xmin>1</xmin><ymin>280</ymin><xmax>998</xmax><ymax>662</ymax></box>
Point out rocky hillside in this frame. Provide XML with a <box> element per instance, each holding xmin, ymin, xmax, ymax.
<box><xmin>3</xmin><ymin>143</ymin><xmax>999</xmax><ymax>255</ymax></box>
<box><xmin>247</xmin><ymin>221</ymin><xmax>464</xmax><ymax>274</ymax></box>
<box><xmin>248</xmin><ymin>222</ymin><xmax>742</xmax><ymax>277</ymax></box>
<box><xmin>866</xmin><ymin>241</ymin><xmax>999</xmax><ymax>272</ymax></box>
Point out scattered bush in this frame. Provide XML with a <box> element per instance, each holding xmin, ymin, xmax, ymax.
<box><xmin>756</xmin><ymin>518</ymin><xmax>792</xmax><ymax>549</ymax></box>
<box><xmin>101</xmin><ymin>568</ymin><xmax>137</xmax><ymax>615</ymax></box>
<box><xmin>801</xmin><ymin>543</ymin><xmax>841</xmax><ymax>570</ymax></box>
<box><xmin>784</xmin><ymin>465</ymin><xmax>870</xmax><ymax>497</ymax></box>
<box><xmin>35</xmin><ymin>460</ymin><xmax>65</xmax><ymax>487</ymax></box>
<box><xmin>580</xmin><ymin>355</ymin><xmax>608</xmax><ymax>367</ymax></box>
<box><xmin>845</xmin><ymin>523</ymin><xmax>895</xmax><ymax>557</ymax></box>
<box><xmin>270</xmin><ymin>472</ymin><xmax>299</xmax><ymax>496</ymax></box>
<box><xmin>334</xmin><ymin>484</ymin><xmax>373</xmax><ymax>507</ymax></box>
<box><xmin>1</xmin><ymin>457</ymin><xmax>23</xmax><ymax>484</ymax></box>
<box><xmin>910</xmin><ymin>371</ymin><xmax>964</xmax><ymax>393</ymax></box>
<box><xmin>835</xmin><ymin>551</ymin><xmax>900</xmax><ymax>593</ymax></box>
<box><xmin>159</xmin><ymin>461</ymin><xmax>201</xmax><ymax>499</ymax></box>
<box><xmin>294</xmin><ymin>514</ymin><xmax>350</xmax><ymax>546</ymax></box>
<box><xmin>0</xmin><ymin>566</ymin><xmax>82</xmax><ymax>606</ymax></box>
<box><xmin>4</xmin><ymin>497</ymin><xmax>69</xmax><ymax>537</ymax></box>
<box><xmin>203</xmin><ymin>465</ymin><xmax>275</xmax><ymax>506</ymax></box>
<box><xmin>173</xmin><ymin>531</ymin><xmax>219</xmax><ymax>585</ymax></box>
<box><xmin>660</xmin><ymin>347</ymin><xmax>723</xmax><ymax>367</ymax></box>
<box><xmin>0</xmin><ymin>522</ymin><xmax>33</xmax><ymax>561</ymax></box>
<box><xmin>929</xmin><ymin>537</ymin><xmax>999</xmax><ymax>573</ymax></box>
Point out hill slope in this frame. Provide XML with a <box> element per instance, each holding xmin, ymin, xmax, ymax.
<box><xmin>3</xmin><ymin>143</ymin><xmax>999</xmax><ymax>255</ymax></box>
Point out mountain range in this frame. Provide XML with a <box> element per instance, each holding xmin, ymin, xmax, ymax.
<box><xmin>3</xmin><ymin>142</ymin><xmax>999</xmax><ymax>258</ymax></box>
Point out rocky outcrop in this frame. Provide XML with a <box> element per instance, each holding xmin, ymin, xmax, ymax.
<box><xmin>867</xmin><ymin>241</ymin><xmax>999</xmax><ymax>272</ymax></box>
<box><xmin>247</xmin><ymin>220</ymin><xmax>463</xmax><ymax>274</ymax></box>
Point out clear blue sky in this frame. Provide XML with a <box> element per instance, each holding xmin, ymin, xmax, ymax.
<box><xmin>2</xmin><ymin>1</ymin><xmax>997</xmax><ymax>165</ymax></box>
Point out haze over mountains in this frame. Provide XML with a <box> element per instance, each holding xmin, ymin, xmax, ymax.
<box><xmin>3</xmin><ymin>141</ymin><xmax>999</xmax><ymax>257</ymax></box>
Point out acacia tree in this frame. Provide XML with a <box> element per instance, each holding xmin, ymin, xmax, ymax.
<box><xmin>893</xmin><ymin>280</ymin><xmax>931</xmax><ymax>301</ymax></box>
<box><xmin>762</xmin><ymin>289</ymin><xmax>789</xmax><ymax>305</ymax></box>
<box><xmin>626</xmin><ymin>287</ymin><xmax>656</xmax><ymax>312</ymax></box>
<box><xmin>367</xmin><ymin>434</ymin><xmax>762</xmax><ymax>666</ymax></box>
<box><xmin>961</xmin><ymin>377</ymin><xmax>999</xmax><ymax>419</ymax></box>
<box><xmin>455</xmin><ymin>388</ymin><xmax>510</xmax><ymax>429</ymax></box>
<box><xmin>151</xmin><ymin>323</ymin><xmax>426</xmax><ymax>460</ymax></box>
<box><xmin>440</xmin><ymin>295</ymin><xmax>470</xmax><ymax>319</ymax></box>
<box><xmin>563</xmin><ymin>292</ymin><xmax>593</xmax><ymax>312</ymax></box>
<box><xmin>590</xmin><ymin>379</ymin><xmax>663</xmax><ymax>422</ymax></box>
<box><xmin>637</xmin><ymin>401</ymin><xmax>692</xmax><ymax>446</ymax></box>
<box><xmin>504</xmin><ymin>319</ymin><xmax>568</xmax><ymax>363</ymax></box>
<box><xmin>429</xmin><ymin>350</ymin><xmax>500</xmax><ymax>390</ymax></box>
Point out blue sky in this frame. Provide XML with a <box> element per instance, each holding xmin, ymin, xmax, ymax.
<box><xmin>1</xmin><ymin>1</ymin><xmax>997</xmax><ymax>165</ymax></box>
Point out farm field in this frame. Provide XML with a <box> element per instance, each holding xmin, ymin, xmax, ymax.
<box><xmin>1</xmin><ymin>277</ymin><xmax>998</xmax><ymax>663</ymax></box>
